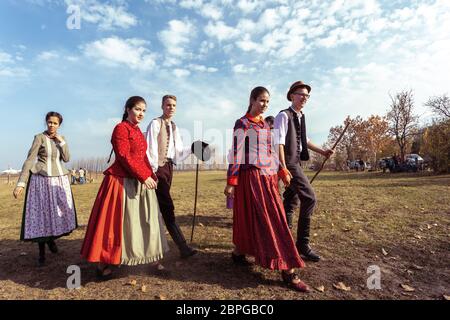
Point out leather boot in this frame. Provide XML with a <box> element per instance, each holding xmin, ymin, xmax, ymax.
<box><xmin>38</xmin><ymin>242</ymin><xmax>46</xmax><ymax>267</ymax></box>
<box><xmin>285</xmin><ymin>210</ymin><xmax>294</xmax><ymax>229</ymax></box>
<box><xmin>47</xmin><ymin>239</ymin><xmax>58</xmax><ymax>254</ymax></box>
<box><xmin>297</xmin><ymin>216</ymin><xmax>320</xmax><ymax>262</ymax></box>
<box><xmin>166</xmin><ymin>223</ymin><xmax>198</xmax><ymax>259</ymax></box>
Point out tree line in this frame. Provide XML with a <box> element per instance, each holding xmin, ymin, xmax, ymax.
<box><xmin>313</xmin><ymin>91</ymin><xmax>450</xmax><ymax>173</ymax></box>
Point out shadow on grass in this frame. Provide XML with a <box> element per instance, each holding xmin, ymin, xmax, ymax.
<box><xmin>176</xmin><ymin>214</ymin><xmax>232</xmax><ymax>229</ymax></box>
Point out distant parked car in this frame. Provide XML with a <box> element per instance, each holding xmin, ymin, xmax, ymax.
<box><xmin>405</xmin><ymin>154</ymin><xmax>424</xmax><ymax>165</ymax></box>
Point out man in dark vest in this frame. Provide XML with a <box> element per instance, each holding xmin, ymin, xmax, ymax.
<box><xmin>274</xmin><ymin>81</ymin><xmax>333</xmax><ymax>262</ymax></box>
<box><xmin>146</xmin><ymin>95</ymin><xmax>197</xmax><ymax>259</ymax></box>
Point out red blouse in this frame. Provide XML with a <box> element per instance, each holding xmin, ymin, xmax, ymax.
<box><xmin>104</xmin><ymin>120</ymin><xmax>157</xmax><ymax>183</ymax></box>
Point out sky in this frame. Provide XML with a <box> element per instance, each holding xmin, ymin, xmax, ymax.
<box><xmin>1</xmin><ymin>0</ymin><xmax>449</xmax><ymax>169</ymax></box>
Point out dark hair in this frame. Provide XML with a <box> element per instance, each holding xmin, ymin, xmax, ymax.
<box><xmin>122</xmin><ymin>96</ymin><xmax>146</xmax><ymax>121</ymax></box>
<box><xmin>45</xmin><ymin>111</ymin><xmax>63</xmax><ymax>125</ymax></box>
<box><xmin>265</xmin><ymin>115</ymin><xmax>275</xmax><ymax>127</ymax></box>
<box><xmin>247</xmin><ymin>86</ymin><xmax>270</xmax><ymax>113</ymax></box>
<box><xmin>161</xmin><ymin>94</ymin><xmax>177</xmax><ymax>106</ymax></box>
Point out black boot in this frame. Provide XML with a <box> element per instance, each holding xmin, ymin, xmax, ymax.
<box><xmin>38</xmin><ymin>242</ymin><xmax>46</xmax><ymax>267</ymax></box>
<box><xmin>47</xmin><ymin>239</ymin><xmax>58</xmax><ymax>254</ymax></box>
<box><xmin>285</xmin><ymin>210</ymin><xmax>294</xmax><ymax>229</ymax></box>
<box><xmin>297</xmin><ymin>216</ymin><xmax>320</xmax><ymax>262</ymax></box>
<box><xmin>166</xmin><ymin>223</ymin><xmax>198</xmax><ymax>259</ymax></box>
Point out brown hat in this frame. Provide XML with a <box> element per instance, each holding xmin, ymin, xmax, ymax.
<box><xmin>287</xmin><ymin>81</ymin><xmax>311</xmax><ymax>101</ymax></box>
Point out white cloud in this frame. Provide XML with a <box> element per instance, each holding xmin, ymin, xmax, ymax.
<box><xmin>82</xmin><ymin>37</ymin><xmax>156</xmax><ymax>71</ymax></box>
<box><xmin>198</xmin><ymin>41</ymin><xmax>215</xmax><ymax>56</ymax></box>
<box><xmin>0</xmin><ymin>49</ymin><xmax>29</xmax><ymax>79</ymax></box>
<box><xmin>317</xmin><ymin>27</ymin><xmax>367</xmax><ymax>48</ymax></box>
<box><xmin>236</xmin><ymin>35</ymin><xmax>266</xmax><ymax>53</ymax></box>
<box><xmin>204</xmin><ymin>21</ymin><xmax>240</xmax><ymax>41</ymax></box>
<box><xmin>200</xmin><ymin>4</ymin><xmax>223</xmax><ymax>20</ymax></box>
<box><xmin>179</xmin><ymin>0</ymin><xmax>203</xmax><ymax>9</ymax></box>
<box><xmin>232</xmin><ymin>64</ymin><xmax>256</xmax><ymax>74</ymax></box>
<box><xmin>37</xmin><ymin>51</ymin><xmax>59</xmax><ymax>61</ymax></box>
<box><xmin>66</xmin><ymin>56</ymin><xmax>79</xmax><ymax>62</ymax></box>
<box><xmin>188</xmin><ymin>64</ymin><xmax>218</xmax><ymax>73</ymax></box>
<box><xmin>0</xmin><ymin>51</ymin><xmax>13</xmax><ymax>64</ymax></box>
<box><xmin>173</xmin><ymin>68</ymin><xmax>191</xmax><ymax>77</ymax></box>
<box><xmin>0</xmin><ymin>67</ymin><xmax>30</xmax><ymax>78</ymax></box>
<box><xmin>237</xmin><ymin>0</ymin><xmax>265</xmax><ymax>14</ymax></box>
<box><xmin>258</xmin><ymin>6</ymin><xmax>289</xmax><ymax>30</ymax></box>
<box><xmin>158</xmin><ymin>19</ymin><xmax>195</xmax><ymax>59</ymax></box>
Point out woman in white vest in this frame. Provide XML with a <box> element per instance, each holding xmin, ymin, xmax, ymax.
<box><xmin>13</xmin><ymin>111</ymin><xmax>78</xmax><ymax>266</ymax></box>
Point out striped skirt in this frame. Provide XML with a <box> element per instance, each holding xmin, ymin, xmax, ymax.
<box><xmin>21</xmin><ymin>174</ymin><xmax>78</xmax><ymax>242</ymax></box>
<box><xmin>233</xmin><ymin>167</ymin><xmax>305</xmax><ymax>270</ymax></box>
<box><xmin>80</xmin><ymin>174</ymin><xmax>168</xmax><ymax>266</ymax></box>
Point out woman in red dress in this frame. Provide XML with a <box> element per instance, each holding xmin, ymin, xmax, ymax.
<box><xmin>81</xmin><ymin>96</ymin><xmax>168</xmax><ymax>279</ymax></box>
<box><xmin>224</xmin><ymin>87</ymin><xmax>309</xmax><ymax>292</ymax></box>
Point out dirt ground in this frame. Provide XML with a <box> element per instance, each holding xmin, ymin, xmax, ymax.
<box><xmin>0</xmin><ymin>170</ymin><xmax>449</xmax><ymax>300</ymax></box>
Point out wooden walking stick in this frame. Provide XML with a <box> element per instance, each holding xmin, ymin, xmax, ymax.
<box><xmin>310</xmin><ymin>118</ymin><xmax>351</xmax><ymax>184</ymax></box>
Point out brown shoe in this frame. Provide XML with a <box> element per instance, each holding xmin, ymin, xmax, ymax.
<box><xmin>281</xmin><ymin>271</ymin><xmax>310</xmax><ymax>292</ymax></box>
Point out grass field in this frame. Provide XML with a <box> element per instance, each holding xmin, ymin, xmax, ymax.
<box><xmin>0</xmin><ymin>170</ymin><xmax>449</xmax><ymax>300</ymax></box>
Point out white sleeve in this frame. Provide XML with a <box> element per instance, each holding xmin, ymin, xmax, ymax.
<box><xmin>274</xmin><ymin>112</ymin><xmax>288</xmax><ymax>145</ymax></box>
<box><xmin>146</xmin><ymin>119</ymin><xmax>160</xmax><ymax>173</ymax></box>
<box><xmin>174</xmin><ymin>127</ymin><xmax>192</xmax><ymax>164</ymax></box>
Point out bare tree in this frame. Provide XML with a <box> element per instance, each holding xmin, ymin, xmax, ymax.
<box><xmin>387</xmin><ymin>90</ymin><xmax>418</xmax><ymax>163</ymax></box>
<box><xmin>425</xmin><ymin>94</ymin><xmax>450</xmax><ymax>120</ymax></box>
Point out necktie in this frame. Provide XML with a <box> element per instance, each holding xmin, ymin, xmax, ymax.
<box><xmin>293</xmin><ymin>112</ymin><xmax>310</xmax><ymax>161</ymax></box>
<box><xmin>300</xmin><ymin>113</ymin><xmax>310</xmax><ymax>161</ymax></box>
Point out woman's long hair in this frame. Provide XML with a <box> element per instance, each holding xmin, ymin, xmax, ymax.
<box><xmin>122</xmin><ymin>96</ymin><xmax>146</xmax><ymax>121</ymax></box>
<box><xmin>246</xmin><ymin>86</ymin><xmax>270</xmax><ymax>113</ymax></box>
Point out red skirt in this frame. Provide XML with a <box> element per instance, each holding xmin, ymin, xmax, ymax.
<box><xmin>233</xmin><ymin>167</ymin><xmax>305</xmax><ymax>270</ymax></box>
<box><xmin>80</xmin><ymin>175</ymin><xmax>124</xmax><ymax>265</ymax></box>
<box><xmin>80</xmin><ymin>174</ymin><xmax>168</xmax><ymax>266</ymax></box>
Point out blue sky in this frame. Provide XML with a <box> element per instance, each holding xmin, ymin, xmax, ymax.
<box><xmin>1</xmin><ymin>0</ymin><xmax>449</xmax><ymax>169</ymax></box>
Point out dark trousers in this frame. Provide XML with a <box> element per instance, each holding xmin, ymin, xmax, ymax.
<box><xmin>283</xmin><ymin>163</ymin><xmax>317</xmax><ymax>246</ymax></box>
<box><xmin>155</xmin><ymin>162</ymin><xmax>188</xmax><ymax>250</ymax></box>
<box><xmin>155</xmin><ymin>162</ymin><xmax>176</xmax><ymax>225</ymax></box>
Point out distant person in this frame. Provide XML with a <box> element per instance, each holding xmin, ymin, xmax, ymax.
<box><xmin>13</xmin><ymin>111</ymin><xmax>78</xmax><ymax>266</ymax></box>
<box><xmin>70</xmin><ymin>169</ymin><xmax>77</xmax><ymax>184</ymax></box>
<box><xmin>359</xmin><ymin>160</ymin><xmax>365</xmax><ymax>171</ymax></box>
<box><xmin>78</xmin><ymin>168</ymin><xmax>85</xmax><ymax>184</ymax></box>
<box><xmin>265</xmin><ymin>115</ymin><xmax>275</xmax><ymax>130</ymax></box>
<box><xmin>81</xmin><ymin>96</ymin><xmax>168</xmax><ymax>280</ymax></box>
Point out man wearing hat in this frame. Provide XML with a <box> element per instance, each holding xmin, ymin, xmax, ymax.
<box><xmin>146</xmin><ymin>94</ymin><xmax>198</xmax><ymax>259</ymax></box>
<box><xmin>274</xmin><ymin>81</ymin><xmax>334</xmax><ymax>262</ymax></box>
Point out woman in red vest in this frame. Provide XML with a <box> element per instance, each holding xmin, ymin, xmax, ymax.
<box><xmin>224</xmin><ymin>87</ymin><xmax>309</xmax><ymax>292</ymax></box>
<box><xmin>81</xmin><ymin>96</ymin><xmax>168</xmax><ymax>280</ymax></box>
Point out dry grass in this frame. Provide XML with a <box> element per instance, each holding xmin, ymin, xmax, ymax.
<box><xmin>0</xmin><ymin>170</ymin><xmax>449</xmax><ymax>300</ymax></box>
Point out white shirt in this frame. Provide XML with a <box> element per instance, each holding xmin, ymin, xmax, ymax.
<box><xmin>146</xmin><ymin>118</ymin><xmax>191</xmax><ymax>173</ymax></box>
<box><xmin>274</xmin><ymin>107</ymin><xmax>310</xmax><ymax>151</ymax></box>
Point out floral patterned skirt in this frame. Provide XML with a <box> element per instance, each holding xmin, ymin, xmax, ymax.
<box><xmin>20</xmin><ymin>174</ymin><xmax>78</xmax><ymax>242</ymax></box>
